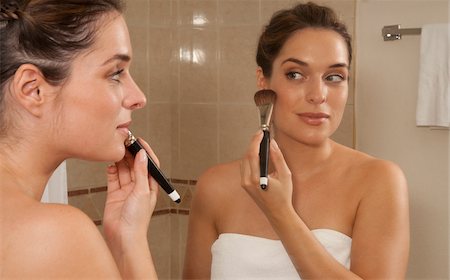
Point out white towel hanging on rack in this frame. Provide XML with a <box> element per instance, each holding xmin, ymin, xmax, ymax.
<box><xmin>416</xmin><ymin>23</ymin><xmax>450</xmax><ymax>128</ymax></box>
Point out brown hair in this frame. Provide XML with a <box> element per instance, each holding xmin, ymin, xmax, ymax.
<box><xmin>256</xmin><ymin>1</ymin><xmax>352</xmax><ymax>77</ymax></box>
<box><xmin>0</xmin><ymin>0</ymin><xmax>124</xmax><ymax>136</ymax></box>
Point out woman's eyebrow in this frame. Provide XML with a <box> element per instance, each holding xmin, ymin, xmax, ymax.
<box><xmin>329</xmin><ymin>63</ymin><xmax>349</xmax><ymax>69</ymax></box>
<box><xmin>281</xmin><ymin>57</ymin><xmax>349</xmax><ymax>69</ymax></box>
<box><xmin>281</xmin><ymin>57</ymin><xmax>308</xmax><ymax>66</ymax></box>
<box><xmin>101</xmin><ymin>53</ymin><xmax>131</xmax><ymax>66</ymax></box>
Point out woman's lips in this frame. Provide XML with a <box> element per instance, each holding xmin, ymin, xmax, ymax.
<box><xmin>117</xmin><ymin>121</ymin><xmax>131</xmax><ymax>135</ymax></box>
<box><xmin>298</xmin><ymin>112</ymin><xmax>330</xmax><ymax>126</ymax></box>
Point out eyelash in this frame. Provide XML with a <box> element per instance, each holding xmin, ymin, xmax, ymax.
<box><xmin>286</xmin><ymin>71</ymin><xmax>303</xmax><ymax>80</ymax></box>
<box><xmin>325</xmin><ymin>74</ymin><xmax>345</xmax><ymax>82</ymax></box>
<box><xmin>111</xmin><ymin>69</ymin><xmax>124</xmax><ymax>82</ymax></box>
<box><xmin>286</xmin><ymin>71</ymin><xmax>346</xmax><ymax>82</ymax></box>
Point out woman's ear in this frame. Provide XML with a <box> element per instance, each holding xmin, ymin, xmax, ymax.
<box><xmin>256</xmin><ymin>67</ymin><xmax>269</xmax><ymax>90</ymax></box>
<box><xmin>11</xmin><ymin>64</ymin><xmax>48</xmax><ymax>117</ymax></box>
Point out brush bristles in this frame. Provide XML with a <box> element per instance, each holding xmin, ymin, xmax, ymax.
<box><xmin>254</xmin><ymin>89</ymin><xmax>276</xmax><ymax>106</ymax></box>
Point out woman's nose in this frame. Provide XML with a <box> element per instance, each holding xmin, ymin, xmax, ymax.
<box><xmin>124</xmin><ymin>77</ymin><xmax>147</xmax><ymax>110</ymax></box>
<box><xmin>305</xmin><ymin>79</ymin><xmax>327</xmax><ymax>104</ymax></box>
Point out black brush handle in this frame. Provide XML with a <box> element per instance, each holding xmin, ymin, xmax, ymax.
<box><xmin>259</xmin><ymin>129</ymin><xmax>270</xmax><ymax>190</ymax></box>
<box><xmin>126</xmin><ymin>140</ymin><xmax>181</xmax><ymax>203</ymax></box>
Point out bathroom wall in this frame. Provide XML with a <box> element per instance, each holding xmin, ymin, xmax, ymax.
<box><xmin>355</xmin><ymin>0</ymin><xmax>449</xmax><ymax>278</ymax></box>
<box><xmin>66</xmin><ymin>0</ymin><xmax>356</xmax><ymax>279</ymax></box>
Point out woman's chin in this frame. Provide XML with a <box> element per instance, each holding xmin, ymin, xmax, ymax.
<box><xmin>103</xmin><ymin>145</ymin><xmax>126</xmax><ymax>162</ymax></box>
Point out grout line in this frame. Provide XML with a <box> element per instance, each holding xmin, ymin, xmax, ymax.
<box><xmin>68</xmin><ymin>189</ymin><xmax>89</xmax><ymax>197</ymax></box>
<box><xmin>90</xmin><ymin>186</ymin><xmax>107</xmax><ymax>193</ymax></box>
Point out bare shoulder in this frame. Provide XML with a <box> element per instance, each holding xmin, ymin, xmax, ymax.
<box><xmin>189</xmin><ymin>160</ymin><xmax>242</xmax><ymax>226</ymax></box>
<box><xmin>3</xmin><ymin>202</ymin><xmax>120</xmax><ymax>278</ymax></box>
<box><xmin>194</xmin><ymin>160</ymin><xmax>241</xmax><ymax>201</ymax></box>
<box><xmin>339</xmin><ymin>145</ymin><xmax>407</xmax><ymax>193</ymax></box>
<box><xmin>356</xmin><ymin>151</ymin><xmax>406</xmax><ymax>194</ymax></box>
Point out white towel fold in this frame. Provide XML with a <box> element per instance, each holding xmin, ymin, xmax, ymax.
<box><xmin>41</xmin><ymin>161</ymin><xmax>68</xmax><ymax>204</ymax></box>
<box><xmin>416</xmin><ymin>23</ymin><xmax>450</xmax><ymax>127</ymax></box>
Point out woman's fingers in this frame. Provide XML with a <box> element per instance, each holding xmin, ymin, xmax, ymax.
<box><xmin>106</xmin><ymin>164</ymin><xmax>120</xmax><ymax>193</ymax></box>
<box><xmin>132</xmin><ymin>149</ymin><xmax>151</xmax><ymax>195</ymax></box>
<box><xmin>268</xmin><ymin>139</ymin><xmax>291</xmax><ymax>179</ymax></box>
<box><xmin>117</xmin><ymin>157</ymin><xmax>133</xmax><ymax>186</ymax></box>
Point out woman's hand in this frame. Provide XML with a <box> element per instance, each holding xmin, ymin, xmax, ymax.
<box><xmin>240</xmin><ymin>131</ymin><xmax>294</xmax><ymax>218</ymax></box>
<box><xmin>103</xmin><ymin>138</ymin><xmax>159</xmax><ymax>253</ymax></box>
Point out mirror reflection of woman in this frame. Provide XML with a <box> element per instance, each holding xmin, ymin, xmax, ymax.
<box><xmin>0</xmin><ymin>0</ymin><xmax>159</xmax><ymax>278</ymax></box>
<box><xmin>184</xmin><ymin>2</ymin><xmax>409</xmax><ymax>279</ymax></box>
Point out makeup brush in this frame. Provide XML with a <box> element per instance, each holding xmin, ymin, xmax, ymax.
<box><xmin>254</xmin><ymin>89</ymin><xmax>276</xmax><ymax>190</ymax></box>
<box><xmin>125</xmin><ymin>131</ymin><xmax>181</xmax><ymax>203</ymax></box>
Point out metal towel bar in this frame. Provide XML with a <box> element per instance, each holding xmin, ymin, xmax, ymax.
<box><xmin>382</xmin><ymin>24</ymin><xmax>421</xmax><ymax>41</ymax></box>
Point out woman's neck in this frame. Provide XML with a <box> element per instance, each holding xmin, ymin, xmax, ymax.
<box><xmin>0</xmin><ymin>138</ymin><xmax>62</xmax><ymax>201</ymax></box>
<box><xmin>273</xmin><ymin>134</ymin><xmax>337</xmax><ymax>179</ymax></box>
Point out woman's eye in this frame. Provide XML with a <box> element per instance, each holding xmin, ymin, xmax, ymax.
<box><xmin>286</xmin><ymin>71</ymin><xmax>303</xmax><ymax>80</ymax></box>
<box><xmin>325</xmin><ymin>74</ymin><xmax>345</xmax><ymax>82</ymax></box>
<box><xmin>111</xmin><ymin>69</ymin><xmax>124</xmax><ymax>82</ymax></box>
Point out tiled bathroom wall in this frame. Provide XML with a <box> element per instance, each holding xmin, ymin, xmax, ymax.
<box><xmin>66</xmin><ymin>0</ymin><xmax>356</xmax><ymax>279</ymax></box>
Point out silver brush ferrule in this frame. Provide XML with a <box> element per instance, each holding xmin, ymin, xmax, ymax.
<box><xmin>258</xmin><ymin>104</ymin><xmax>274</xmax><ymax>129</ymax></box>
<box><xmin>125</xmin><ymin>131</ymin><xmax>137</xmax><ymax>147</ymax></box>
<box><xmin>261</xmin><ymin>124</ymin><xmax>270</xmax><ymax>131</ymax></box>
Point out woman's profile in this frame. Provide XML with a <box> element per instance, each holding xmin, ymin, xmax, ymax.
<box><xmin>1</xmin><ymin>0</ymin><xmax>159</xmax><ymax>278</ymax></box>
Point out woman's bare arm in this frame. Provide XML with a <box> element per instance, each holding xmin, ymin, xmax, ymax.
<box><xmin>183</xmin><ymin>167</ymin><xmax>223</xmax><ymax>279</ymax></box>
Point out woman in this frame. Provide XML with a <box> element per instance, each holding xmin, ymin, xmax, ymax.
<box><xmin>183</xmin><ymin>2</ymin><xmax>409</xmax><ymax>279</ymax></box>
<box><xmin>0</xmin><ymin>0</ymin><xmax>158</xmax><ymax>278</ymax></box>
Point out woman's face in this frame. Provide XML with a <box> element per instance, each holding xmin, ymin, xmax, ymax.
<box><xmin>263</xmin><ymin>28</ymin><xmax>349</xmax><ymax>147</ymax></box>
<box><xmin>53</xmin><ymin>13</ymin><xmax>146</xmax><ymax>162</ymax></box>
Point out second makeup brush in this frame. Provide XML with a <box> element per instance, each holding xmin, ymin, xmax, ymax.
<box><xmin>254</xmin><ymin>89</ymin><xmax>276</xmax><ymax>190</ymax></box>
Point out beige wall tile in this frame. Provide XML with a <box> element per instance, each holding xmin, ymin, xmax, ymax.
<box><xmin>149</xmin><ymin>0</ymin><xmax>174</xmax><ymax>27</ymax></box>
<box><xmin>68</xmin><ymin>194</ymin><xmax>102</xmax><ymax>221</ymax></box>
<box><xmin>148</xmin><ymin>215</ymin><xmax>171</xmax><ymax>279</ymax></box>
<box><xmin>171</xmin><ymin>213</ymin><xmax>190</xmax><ymax>279</ymax></box>
<box><xmin>170</xmin><ymin>213</ymin><xmax>182</xmax><ymax>279</ymax></box>
<box><xmin>173</xmin><ymin>104</ymin><xmax>218</xmax><ymax>179</ymax></box>
<box><xmin>67</xmin><ymin>160</ymin><xmax>108</xmax><ymax>190</ymax></box>
<box><xmin>260</xmin><ymin>1</ymin><xmax>298</xmax><ymax>24</ymax></box>
<box><xmin>179</xmin><ymin>27</ymin><xmax>218</xmax><ymax>103</ymax></box>
<box><xmin>130</xmin><ymin>107</ymin><xmax>150</xmax><ymax>142</ymax></box>
<box><xmin>218</xmin><ymin>26</ymin><xmax>260</xmax><ymax>104</ymax></box>
<box><xmin>219</xmin><ymin>104</ymin><xmax>259</xmax><ymax>162</ymax></box>
<box><xmin>170</xmin><ymin>103</ymin><xmax>181</xmax><ymax>175</ymax></box>
<box><xmin>147</xmin><ymin>103</ymin><xmax>173</xmax><ymax>175</ymax></box>
<box><xmin>178</xmin><ymin>0</ymin><xmax>218</xmax><ymax>26</ymax></box>
<box><xmin>90</xmin><ymin>191</ymin><xmax>107</xmax><ymax>219</ymax></box>
<box><xmin>129</xmin><ymin>26</ymin><xmax>150</xmax><ymax>96</ymax></box>
<box><xmin>218</xmin><ymin>0</ymin><xmax>260</xmax><ymax>26</ymax></box>
<box><xmin>148</xmin><ymin>27</ymin><xmax>177</xmax><ymax>103</ymax></box>
<box><xmin>176</xmin><ymin>185</ymin><xmax>193</xmax><ymax>211</ymax></box>
<box><xmin>155</xmin><ymin>188</ymin><xmax>172</xmax><ymax>210</ymax></box>
<box><xmin>124</xmin><ymin>0</ymin><xmax>149</xmax><ymax>27</ymax></box>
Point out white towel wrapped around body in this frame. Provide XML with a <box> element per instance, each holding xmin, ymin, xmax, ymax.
<box><xmin>211</xmin><ymin>229</ymin><xmax>352</xmax><ymax>279</ymax></box>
